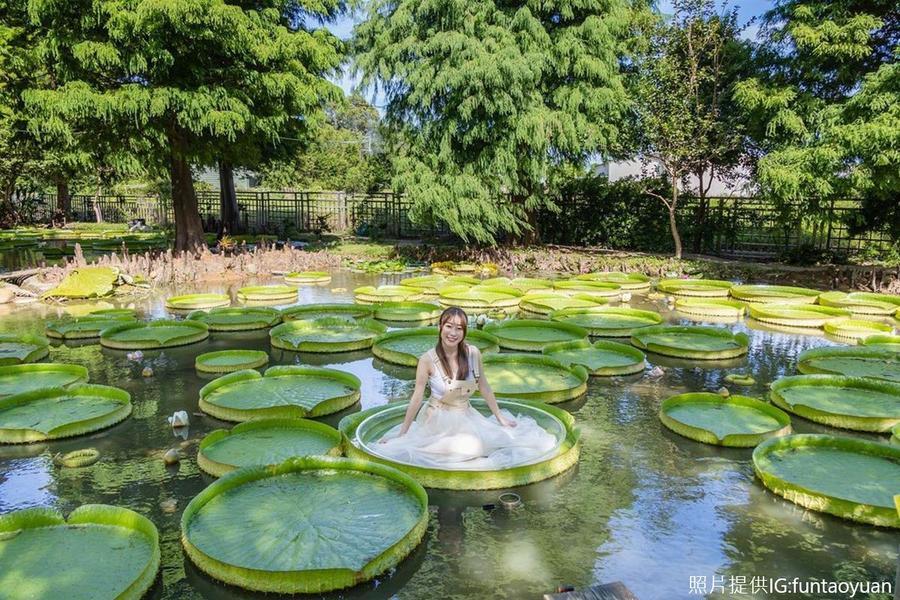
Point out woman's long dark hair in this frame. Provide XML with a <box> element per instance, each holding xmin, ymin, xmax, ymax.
<box><xmin>435</xmin><ymin>307</ymin><xmax>468</xmax><ymax>380</ymax></box>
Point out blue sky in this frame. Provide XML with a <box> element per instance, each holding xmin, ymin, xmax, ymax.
<box><xmin>325</xmin><ymin>0</ymin><xmax>773</xmax><ymax>102</ymax></box>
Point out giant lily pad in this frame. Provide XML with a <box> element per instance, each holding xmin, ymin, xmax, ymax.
<box><xmin>181</xmin><ymin>456</ymin><xmax>428</xmax><ymax>593</ymax></box>
<box><xmin>0</xmin><ymin>333</ymin><xmax>50</xmax><ymax>365</ymax></box>
<box><xmin>550</xmin><ymin>307</ymin><xmax>662</xmax><ymax>337</ymax></box>
<box><xmin>0</xmin><ymin>364</ymin><xmax>89</xmax><ymax>398</ymax></box>
<box><xmin>543</xmin><ymin>339</ymin><xmax>646</xmax><ymax>376</ymax></box>
<box><xmin>0</xmin><ymin>384</ymin><xmax>131</xmax><ymax>443</ymax></box>
<box><xmin>823</xmin><ymin>318</ymin><xmax>894</xmax><ymax>341</ymax></box>
<box><xmin>674</xmin><ymin>298</ymin><xmax>746</xmax><ymax>318</ymax></box>
<box><xmin>861</xmin><ymin>334</ymin><xmax>900</xmax><ymax>351</ymax></box>
<box><xmin>631</xmin><ymin>325</ymin><xmax>749</xmax><ymax>360</ymax></box>
<box><xmin>483</xmin><ymin>319</ymin><xmax>588</xmax><ymax>351</ymax></box>
<box><xmin>354</xmin><ymin>285</ymin><xmax>424</xmax><ymax>304</ymax></box>
<box><xmin>270</xmin><ymin>317</ymin><xmax>386</xmax><ymax>352</ymax></box>
<box><xmin>45</xmin><ymin>312</ymin><xmax>137</xmax><ymax>340</ymax></box>
<box><xmin>797</xmin><ymin>346</ymin><xmax>900</xmax><ymax>382</ymax></box>
<box><xmin>187</xmin><ymin>306</ymin><xmax>282</xmax><ymax>331</ymax></box>
<box><xmin>197</xmin><ymin>418</ymin><xmax>342</xmax><ymax>477</ymax></box>
<box><xmin>284</xmin><ymin>271</ymin><xmax>332</xmax><ymax>284</ymax></box>
<box><xmin>438</xmin><ymin>285</ymin><xmax>523</xmax><ymax>311</ymax></box>
<box><xmin>281</xmin><ymin>303</ymin><xmax>373</xmax><ymax>322</ymax></box>
<box><xmin>341</xmin><ymin>398</ymin><xmax>580</xmax><ymax>489</ymax></box>
<box><xmin>480</xmin><ymin>354</ymin><xmax>588</xmax><ymax>403</ymax></box>
<box><xmin>482</xmin><ymin>277</ymin><xmax>554</xmax><ymax>292</ymax></box>
<box><xmin>372</xmin><ymin>301</ymin><xmax>443</xmax><ymax>322</ymax></box>
<box><xmin>552</xmin><ymin>280</ymin><xmax>622</xmax><ymax>298</ymax></box>
<box><xmin>199</xmin><ymin>366</ymin><xmax>361</xmax><ymax>421</ymax></box>
<box><xmin>237</xmin><ymin>285</ymin><xmax>298</xmax><ymax>303</ymax></box>
<box><xmin>730</xmin><ymin>284</ymin><xmax>821</xmax><ymax>304</ymax></box>
<box><xmin>519</xmin><ymin>292</ymin><xmax>606</xmax><ymax>315</ymax></box>
<box><xmin>575</xmin><ymin>272</ymin><xmax>651</xmax><ymax>291</ymax></box>
<box><xmin>195</xmin><ymin>350</ymin><xmax>269</xmax><ymax>374</ymax></box>
<box><xmin>100</xmin><ymin>320</ymin><xmax>209</xmax><ymax>349</ymax></box>
<box><xmin>753</xmin><ymin>434</ymin><xmax>900</xmax><ymax>527</ymax></box>
<box><xmin>818</xmin><ymin>291</ymin><xmax>900</xmax><ymax>316</ymax></box>
<box><xmin>42</xmin><ymin>267</ymin><xmax>119</xmax><ymax>299</ymax></box>
<box><xmin>371</xmin><ymin>327</ymin><xmax>500</xmax><ymax>366</ymax></box>
<box><xmin>770</xmin><ymin>375</ymin><xmax>900</xmax><ymax>432</ymax></box>
<box><xmin>401</xmin><ymin>275</ymin><xmax>478</xmax><ymax>294</ymax></box>
<box><xmin>660</xmin><ymin>392</ymin><xmax>791</xmax><ymax>447</ymax></box>
<box><xmin>165</xmin><ymin>293</ymin><xmax>230</xmax><ymax>311</ymax></box>
<box><xmin>0</xmin><ymin>504</ymin><xmax>160</xmax><ymax>600</ymax></box>
<box><xmin>656</xmin><ymin>278</ymin><xmax>733</xmax><ymax>297</ymax></box>
<box><xmin>748</xmin><ymin>303</ymin><xmax>850</xmax><ymax>328</ymax></box>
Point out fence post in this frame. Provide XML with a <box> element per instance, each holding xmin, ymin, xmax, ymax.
<box><xmin>825</xmin><ymin>198</ymin><xmax>834</xmax><ymax>253</ymax></box>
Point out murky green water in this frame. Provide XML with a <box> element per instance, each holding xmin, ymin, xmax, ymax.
<box><xmin>0</xmin><ymin>272</ymin><xmax>896</xmax><ymax>600</ymax></box>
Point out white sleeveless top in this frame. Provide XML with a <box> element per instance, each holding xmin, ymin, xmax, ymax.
<box><xmin>428</xmin><ymin>344</ymin><xmax>481</xmax><ymax>400</ymax></box>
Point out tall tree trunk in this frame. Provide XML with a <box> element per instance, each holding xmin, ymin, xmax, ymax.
<box><xmin>218</xmin><ymin>160</ymin><xmax>241</xmax><ymax>235</ymax></box>
<box><xmin>669</xmin><ymin>185</ymin><xmax>682</xmax><ymax>259</ymax></box>
<box><xmin>56</xmin><ymin>180</ymin><xmax>70</xmax><ymax>219</ymax></box>
<box><xmin>168</xmin><ymin>125</ymin><xmax>206</xmax><ymax>253</ymax></box>
<box><xmin>93</xmin><ymin>181</ymin><xmax>103</xmax><ymax>223</ymax></box>
<box><xmin>693</xmin><ymin>170</ymin><xmax>707</xmax><ymax>253</ymax></box>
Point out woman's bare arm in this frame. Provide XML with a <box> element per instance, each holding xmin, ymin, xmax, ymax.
<box><xmin>394</xmin><ymin>353</ymin><xmax>432</xmax><ymax>436</ymax></box>
<box><xmin>475</xmin><ymin>347</ymin><xmax>516</xmax><ymax>427</ymax></box>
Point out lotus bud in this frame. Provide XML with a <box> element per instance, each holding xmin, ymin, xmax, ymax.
<box><xmin>163</xmin><ymin>448</ymin><xmax>180</xmax><ymax>465</ymax></box>
<box><xmin>167</xmin><ymin>411</ymin><xmax>190</xmax><ymax>428</ymax></box>
<box><xmin>647</xmin><ymin>366</ymin><xmax>665</xmax><ymax>379</ymax></box>
<box><xmin>717</xmin><ymin>387</ymin><xmax>730</xmax><ymax>397</ymax></box>
<box><xmin>621</xmin><ymin>292</ymin><xmax>632</xmax><ymax>302</ymax></box>
<box><xmin>142</xmin><ymin>367</ymin><xmax>154</xmax><ymax>378</ymax></box>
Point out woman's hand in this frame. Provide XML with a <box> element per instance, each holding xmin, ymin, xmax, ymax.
<box><xmin>380</xmin><ymin>429</ymin><xmax>407</xmax><ymax>444</ymax></box>
<box><xmin>498</xmin><ymin>415</ymin><xmax>517</xmax><ymax>428</ymax></box>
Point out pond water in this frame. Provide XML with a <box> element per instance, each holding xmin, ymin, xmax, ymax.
<box><xmin>0</xmin><ymin>271</ymin><xmax>896</xmax><ymax>600</ymax></box>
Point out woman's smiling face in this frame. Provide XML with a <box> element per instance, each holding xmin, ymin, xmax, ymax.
<box><xmin>440</xmin><ymin>314</ymin><xmax>466</xmax><ymax>349</ymax></box>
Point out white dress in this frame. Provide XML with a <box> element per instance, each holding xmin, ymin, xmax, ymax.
<box><xmin>374</xmin><ymin>345</ymin><xmax>560</xmax><ymax>470</ymax></box>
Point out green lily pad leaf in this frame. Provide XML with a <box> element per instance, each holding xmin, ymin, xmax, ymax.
<box><xmin>437</xmin><ymin>285</ymin><xmax>522</xmax><ymax>311</ymax></box>
<box><xmin>46</xmin><ymin>312</ymin><xmax>137</xmax><ymax>340</ymax></box>
<box><xmin>181</xmin><ymin>456</ymin><xmax>428</xmax><ymax>593</ymax></box>
<box><xmin>354</xmin><ymin>285</ymin><xmax>425</xmax><ymax>304</ymax></box>
<box><xmin>770</xmin><ymin>374</ymin><xmax>900</xmax><ymax>432</ymax></box>
<box><xmin>0</xmin><ymin>504</ymin><xmax>160</xmax><ymax>600</ymax></box>
<box><xmin>284</xmin><ymin>271</ymin><xmax>331</xmax><ymax>284</ymax></box>
<box><xmin>674</xmin><ymin>298</ymin><xmax>746</xmax><ymax>318</ymax></box>
<box><xmin>552</xmin><ymin>280</ymin><xmax>622</xmax><ymax>297</ymax></box>
<box><xmin>372</xmin><ymin>301</ymin><xmax>443</xmax><ymax>322</ymax></box>
<box><xmin>195</xmin><ymin>350</ymin><xmax>269</xmax><ymax>374</ymax></box>
<box><xmin>818</xmin><ymin>291</ymin><xmax>900</xmax><ymax>316</ymax></box>
<box><xmin>100</xmin><ymin>320</ymin><xmax>209</xmax><ymax>349</ymax></box>
<box><xmin>660</xmin><ymin>392</ymin><xmax>791</xmax><ymax>447</ymax></box>
<box><xmin>730</xmin><ymin>284</ymin><xmax>821</xmax><ymax>304</ymax></box>
<box><xmin>281</xmin><ymin>303</ymin><xmax>373</xmax><ymax>322</ymax></box>
<box><xmin>165</xmin><ymin>293</ymin><xmax>230</xmax><ymax>310</ymax></box>
<box><xmin>199</xmin><ymin>365</ymin><xmax>361</xmax><ymax>421</ymax></box>
<box><xmin>631</xmin><ymin>325</ymin><xmax>749</xmax><ymax>360</ymax></box>
<box><xmin>753</xmin><ymin>434</ymin><xmax>900</xmax><ymax>527</ymax></box>
<box><xmin>0</xmin><ymin>384</ymin><xmax>131</xmax><ymax>443</ymax></box>
<box><xmin>656</xmin><ymin>278</ymin><xmax>733</xmax><ymax>297</ymax></box>
<box><xmin>237</xmin><ymin>285</ymin><xmax>298</xmax><ymax>302</ymax></box>
<box><xmin>341</xmin><ymin>398</ymin><xmax>580</xmax><ymax>489</ymax></box>
<box><xmin>748</xmin><ymin>303</ymin><xmax>849</xmax><ymax>327</ymax></box>
<box><xmin>198</xmin><ymin>418</ymin><xmax>342</xmax><ymax>476</ymax></box>
<box><xmin>520</xmin><ymin>292</ymin><xmax>607</xmax><ymax>315</ymax></box>
<box><xmin>0</xmin><ymin>364</ymin><xmax>89</xmax><ymax>397</ymax></box>
<box><xmin>797</xmin><ymin>346</ymin><xmax>900</xmax><ymax>382</ymax></box>
<box><xmin>574</xmin><ymin>272</ymin><xmax>651</xmax><ymax>291</ymax></box>
<box><xmin>543</xmin><ymin>339</ymin><xmax>646</xmax><ymax>376</ymax></box>
<box><xmin>550</xmin><ymin>307</ymin><xmax>662</xmax><ymax>337</ymax></box>
<box><xmin>270</xmin><ymin>317</ymin><xmax>386</xmax><ymax>352</ymax></box>
<box><xmin>480</xmin><ymin>353</ymin><xmax>588</xmax><ymax>403</ymax></box>
<box><xmin>0</xmin><ymin>334</ymin><xmax>50</xmax><ymax>365</ymax></box>
<box><xmin>187</xmin><ymin>307</ymin><xmax>281</xmax><ymax>331</ymax></box>
<box><xmin>372</xmin><ymin>327</ymin><xmax>500</xmax><ymax>366</ymax></box>
<box><xmin>43</xmin><ymin>267</ymin><xmax>119</xmax><ymax>299</ymax></box>
<box><xmin>483</xmin><ymin>319</ymin><xmax>588</xmax><ymax>351</ymax></box>
<box><xmin>823</xmin><ymin>318</ymin><xmax>894</xmax><ymax>341</ymax></box>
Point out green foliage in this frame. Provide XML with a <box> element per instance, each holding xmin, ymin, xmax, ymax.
<box><xmin>259</xmin><ymin>94</ymin><xmax>390</xmax><ymax>192</ymax></box>
<box><xmin>736</xmin><ymin>1</ymin><xmax>900</xmax><ymax>237</ymax></box>
<box><xmin>23</xmin><ymin>0</ymin><xmax>346</xmax><ymax>250</ymax></box>
<box><xmin>355</xmin><ymin>0</ymin><xmax>634</xmax><ymax>244</ymax></box>
<box><xmin>627</xmin><ymin>0</ymin><xmax>751</xmax><ymax>258</ymax></box>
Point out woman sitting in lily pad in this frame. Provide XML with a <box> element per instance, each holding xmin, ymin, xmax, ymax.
<box><xmin>378</xmin><ymin>307</ymin><xmax>558</xmax><ymax>469</ymax></box>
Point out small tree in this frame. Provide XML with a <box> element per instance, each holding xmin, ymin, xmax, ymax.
<box><xmin>629</xmin><ymin>0</ymin><xmax>749</xmax><ymax>258</ymax></box>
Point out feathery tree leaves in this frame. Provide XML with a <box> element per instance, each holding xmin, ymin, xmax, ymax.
<box><xmin>355</xmin><ymin>0</ymin><xmax>634</xmax><ymax>244</ymax></box>
<box><xmin>24</xmin><ymin>0</ymin><xmax>345</xmax><ymax>251</ymax></box>
<box><xmin>735</xmin><ymin>1</ymin><xmax>900</xmax><ymax>237</ymax></box>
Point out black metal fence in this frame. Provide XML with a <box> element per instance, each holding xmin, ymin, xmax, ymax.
<box><xmin>10</xmin><ymin>190</ymin><xmax>895</xmax><ymax>260</ymax></box>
